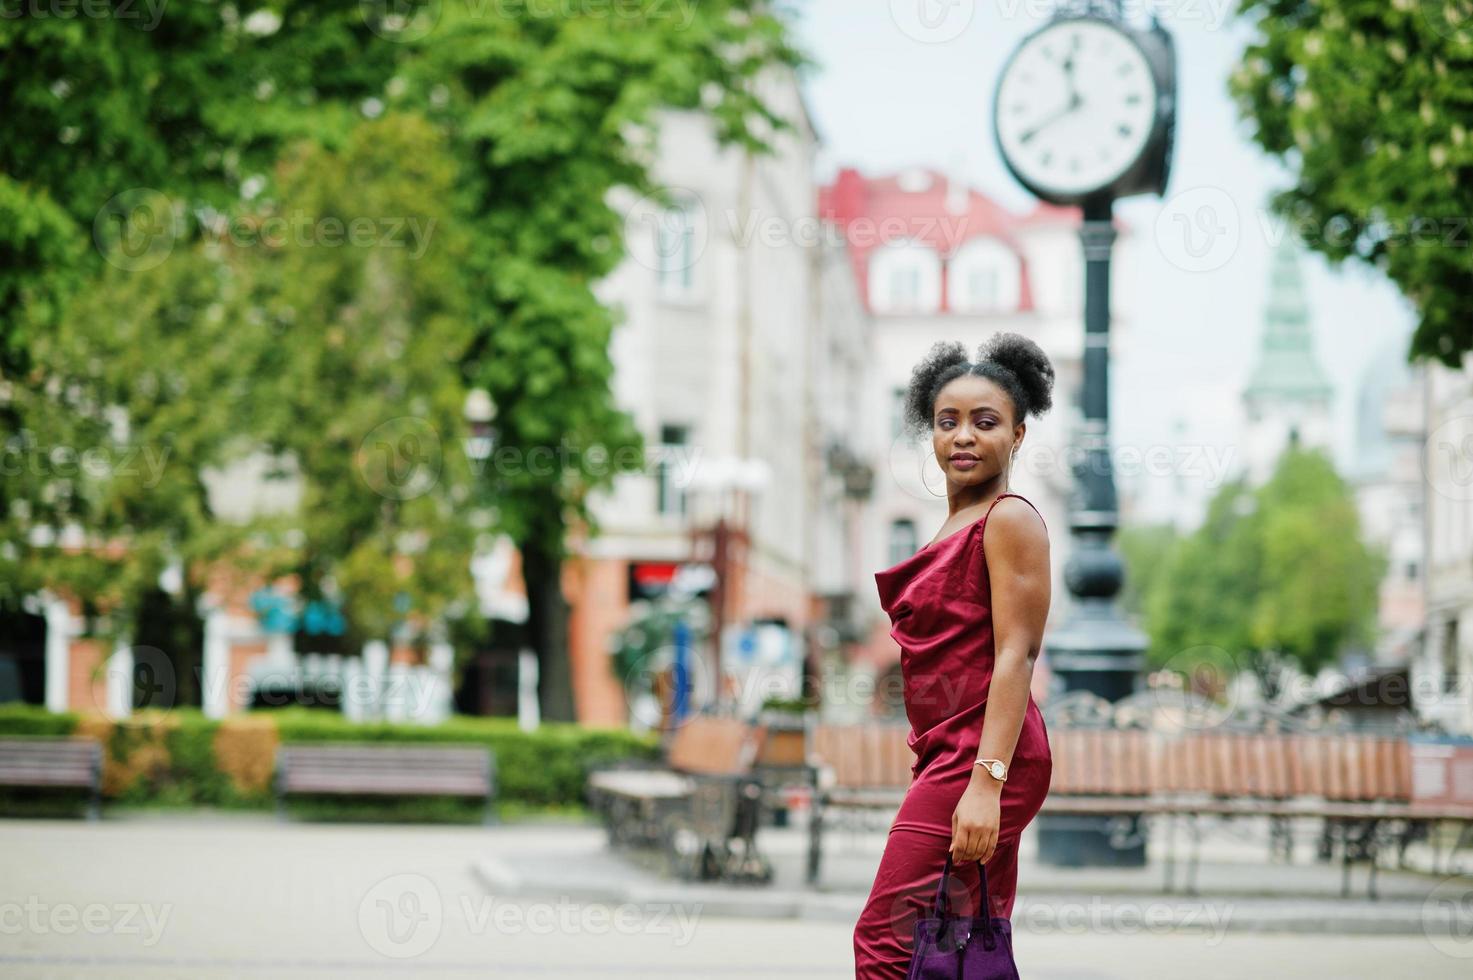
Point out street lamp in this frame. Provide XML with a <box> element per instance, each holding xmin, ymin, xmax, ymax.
<box><xmin>993</xmin><ymin>1</ymin><xmax>1177</xmax><ymax>866</ymax></box>
<box><xmin>685</xmin><ymin>456</ymin><xmax>770</xmax><ymax>710</ymax></box>
<box><xmin>463</xmin><ymin>388</ymin><xmax>496</xmax><ymax>473</ymax></box>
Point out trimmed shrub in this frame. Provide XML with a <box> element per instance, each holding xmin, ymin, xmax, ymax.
<box><xmin>0</xmin><ymin>704</ymin><xmax>658</xmax><ymax>818</ymax></box>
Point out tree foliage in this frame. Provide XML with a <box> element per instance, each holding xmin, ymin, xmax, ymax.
<box><xmin>1230</xmin><ymin>0</ymin><xmax>1473</xmax><ymax>366</ymax></box>
<box><xmin>1131</xmin><ymin>447</ymin><xmax>1385</xmax><ymax>697</ymax></box>
<box><xmin>1</xmin><ymin>2</ymin><xmax>807</xmax><ymax>721</ymax></box>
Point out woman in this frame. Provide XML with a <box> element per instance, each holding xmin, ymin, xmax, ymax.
<box><xmin>853</xmin><ymin>333</ymin><xmax>1056</xmax><ymax>978</ymax></box>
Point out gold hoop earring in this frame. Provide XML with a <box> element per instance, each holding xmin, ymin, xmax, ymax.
<box><xmin>918</xmin><ymin>453</ymin><xmax>947</xmax><ymax>498</ymax></box>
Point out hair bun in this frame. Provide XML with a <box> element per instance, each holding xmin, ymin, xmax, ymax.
<box><xmin>979</xmin><ymin>332</ymin><xmax>1054</xmax><ymax>419</ymax></box>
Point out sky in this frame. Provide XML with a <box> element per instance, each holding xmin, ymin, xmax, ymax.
<box><xmin>788</xmin><ymin>0</ymin><xmax>1419</xmax><ymax>525</ymax></box>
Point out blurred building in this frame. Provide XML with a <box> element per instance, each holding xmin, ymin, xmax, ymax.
<box><xmin>1240</xmin><ymin>237</ymin><xmax>1334</xmax><ymax>485</ymax></box>
<box><xmin>1417</xmin><ymin>353</ymin><xmax>1473</xmax><ymax>735</ymax></box>
<box><xmin>566</xmin><ymin>63</ymin><xmax>875</xmax><ymax>725</ymax></box>
<box><xmin>1345</xmin><ymin>337</ymin><xmax>1427</xmax><ymax>667</ymax></box>
<box><xmin>815</xmin><ymin>166</ymin><xmax>1136</xmax><ymax>720</ymax></box>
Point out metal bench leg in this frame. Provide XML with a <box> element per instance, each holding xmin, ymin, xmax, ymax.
<box><xmin>1163</xmin><ymin>811</ymin><xmax>1176</xmax><ymax>893</ymax></box>
<box><xmin>1186</xmin><ymin>814</ymin><xmax>1203</xmax><ymax>897</ymax></box>
<box><xmin>1366</xmin><ymin>820</ymin><xmax>1381</xmax><ymax>901</ymax></box>
<box><xmin>807</xmin><ymin>795</ymin><xmax>824</xmax><ymax>887</ymax></box>
<box><xmin>1268</xmin><ymin>815</ymin><xmax>1291</xmax><ymax>864</ymax></box>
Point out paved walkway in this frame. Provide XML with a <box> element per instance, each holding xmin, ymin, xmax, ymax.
<box><xmin>0</xmin><ymin>812</ymin><xmax>1470</xmax><ymax>978</ymax></box>
<box><xmin>475</xmin><ymin>810</ymin><xmax>1473</xmax><ymax>935</ymax></box>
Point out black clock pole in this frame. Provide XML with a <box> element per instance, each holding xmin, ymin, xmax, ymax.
<box><xmin>1035</xmin><ymin>194</ymin><xmax>1150</xmax><ymax>867</ymax></box>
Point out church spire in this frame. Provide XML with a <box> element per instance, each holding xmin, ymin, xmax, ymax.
<box><xmin>1243</xmin><ymin>235</ymin><xmax>1332</xmax><ymax>406</ymax></box>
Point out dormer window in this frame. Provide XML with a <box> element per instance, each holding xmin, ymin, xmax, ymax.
<box><xmin>870</xmin><ymin>239</ymin><xmax>941</xmax><ymax>313</ymax></box>
<box><xmin>948</xmin><ymin>236</ymin><xmax>1021</xmax><ymax>313</ymax></box>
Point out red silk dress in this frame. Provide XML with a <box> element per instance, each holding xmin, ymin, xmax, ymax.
<box><xmin>853</xmin><ymin>491</ymin><xmax>1053</xmax><ymax>979</ymax></box>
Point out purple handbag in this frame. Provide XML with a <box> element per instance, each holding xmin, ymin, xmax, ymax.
<box><xmin>906</xmin><ymin>851</ymin><xmax>1021</xmax><ymax>980</ymax></box>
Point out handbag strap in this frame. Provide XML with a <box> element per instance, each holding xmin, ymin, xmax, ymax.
<box><xmin>933</xmin><ymin>850</ymin><xmax>998</xmax><ymax>946</ymax></box>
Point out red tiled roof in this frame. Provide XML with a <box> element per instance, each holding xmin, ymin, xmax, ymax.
<box><xmin>817</xmin><ymin>167</ymin><xmax>1120</xmax><ymax>314</ymax></box>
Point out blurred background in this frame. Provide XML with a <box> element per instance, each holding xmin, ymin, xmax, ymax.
<box><xmin>3</xmin><ymin>1</ymin><xmax>1473</xmax><ymax>977</ymax></box>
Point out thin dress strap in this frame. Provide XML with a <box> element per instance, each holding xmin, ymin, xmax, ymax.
<box><xmin>987</xmin><ymin>491</ymin><xmax>1046</xmax><ymax>530</ymax></box>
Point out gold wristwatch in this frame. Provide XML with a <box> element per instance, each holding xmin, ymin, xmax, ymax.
<box><xmin>974</xmin><ymin>758</ymin><xmax>1008</xmax><ymax>783</ymax></box>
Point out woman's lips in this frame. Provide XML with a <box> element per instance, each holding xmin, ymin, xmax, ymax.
<box><xmin>949</xmin><ymin>455</ymin><xmax>979</xmax><ymax>470</ymax></box>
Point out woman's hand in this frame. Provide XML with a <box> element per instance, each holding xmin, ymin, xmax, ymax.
<box><xmin>950</xmin><ymin>778</ymin><xmax>1002</xmax><ymax>864</ymax></box>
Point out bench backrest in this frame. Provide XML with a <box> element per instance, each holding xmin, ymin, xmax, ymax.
<box><xmin>809</xmin><ymin>722</ymin><xmax>913</xmax><ymax>788</ymax></box>
<box><xmin>0</xmin><ymin>737</ymin><xmax>102</xmax><ymax>788</ymax></box>
<box><xmin>665</xmin><ymin>716</ymin><xmax>766</xmax><ymax>777</ymax></box>
<box><xmin>1049</xmin><ymin>728</ymin><xmax>1412</xmax><ymax>802</ymax></box>
<box><xmin>277</xmin><ymin>742</ymin><xmax>492</xmax><ymax>792</ymax></box>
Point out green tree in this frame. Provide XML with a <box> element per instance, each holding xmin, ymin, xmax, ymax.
<box><xmin>6</xmin><ymin>242</ymin><xmax>267</xmax><ymax>700</ymax></box>
<box><xmin>1230</xmin><ymin>1</ymin><xmax>1473</xmax><ymax>366</ymax></box>
<box><xmin>392</xmin><ymin>3</ymin><xmax>807</xmax><ymax>721</ymax></box>
<box><xmin>6</xmin><ymin>112</ymin><xmax>480</xmax><ymax>697</ymax></box>
<box><xmin>2</xmin><ymin>2</ymin><xmax>807</xmax><ymax>723</ymax></box>
<box><xmin>1142</xmin><ymin>448</ymin><xmax>1384</xmax><ymax>700</ymax></box>
<box><xmin>1114</xmin><ymin>522</ymin><xmax>1182</xmax><ymax>619</ymax></box>
<box><xmin>1</xmin><ymin>1</ymin><xmax>401</xmax><ymax>655</ymax></box>
<box><xmin>0</xmin><ymin>2</ymin><xmax>397</xmax><ymax>376</ymax></box>
<box><xmin>232</xmin><ymin>112</ymin><xmax>480</xmax><ymax>655</ymax></box>
<box><xmin>1248</xmin><ymin>447</ymin><xmax>1386</xmax><ymax>689</ymax></box>
<box><xmin>1144</xmin><ymin>476</ymin><xmax>1263</xmax><ymax>681</ymax></box>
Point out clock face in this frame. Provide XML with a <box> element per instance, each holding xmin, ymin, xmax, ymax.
<box><xmin>995</xmin><ymin>18</ymin><xmax>1159</xmax><ymax>199</ymax></box>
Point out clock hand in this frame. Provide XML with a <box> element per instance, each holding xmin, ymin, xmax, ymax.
<box><xmin>1021</xmin><ymin>48</ymin><xmax>1084</xmax><ymax>145</ymax></box>
<box><xmin>1061</xmin><ymin>53</ymin><xmax>1080</xmax><ymax>105</ymax></box>
<box><xmin>1019</xmin><ymin>92</ymin><xmax>1083</xmax><ymax>144</ymax></box>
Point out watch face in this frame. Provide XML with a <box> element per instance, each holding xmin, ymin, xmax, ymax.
<box><xmin>990</xmin><ymin>762</ymin><xmax>1005</xmax><ymax>779</ymax></box>
<box><xmin>995</xmin><ymin>18</ymin><xmax>1158</xmax><ymax>199</ymax></box>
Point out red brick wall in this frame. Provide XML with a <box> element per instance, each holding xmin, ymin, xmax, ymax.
<box><xmin>67</xmin><ymin>638</ymin><xmax>110</xmax><ymax>714</ymax></box>
<box><xmin>564</xmin><ymin>555</ymin><xmax>630</xmax><ymax>727</ymax></box>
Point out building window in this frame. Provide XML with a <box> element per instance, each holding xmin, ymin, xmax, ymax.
<box><xmin>656</xmin><ymin>423</ymin><xmax>689</xmax><ymax>516</ymax></box>
<box><xmin>655</xmin><ymin>197</ymin><xmax>699</xmax><ymax>300</ymax></box>
<box><xmin>948</xmin><ymin>236</ymin><xmax>1021</xmax><ymax>313</ymax></box>
<box><xmin>890</xmin><ymin>266</ymin><xmax>920</xmax><ymax>308</ymax></box>
<box><xmin>968</xmin><ymin>266</ymin><xmax>999</xmax><ymax>307</ymax></box>
<box><xmin>888</xmin><ymin>519</ymin><xmax>918</xmax><ymax>567</ymax></box>
<box><xmin>869</xmin><ymin>239</ymin><xmax>941</xmax><ymax>313</ymax></box>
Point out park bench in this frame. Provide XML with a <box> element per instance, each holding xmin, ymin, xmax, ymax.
<box><xmin>0</xmin><ymin>736</ymin><xmax>103</xmax><ymax>821</ymax></box>
<box><xmin>805</xmin><ymin>720</ymin><xmax>913</xmax><ymax>884</ymax></box>
<box><xmin>274</xmin><ymin>743</ymin><xmax>497</xmax><ymax>824</ymax></box>
<box><xmin>586</xmin><ymin>714</ymin><xmax>772</xmax><ymax>882</ymax></box>
<box><xmin>802</xmin><ymin>696</ymin><xmax>1473</xmax><ymax>898</ymax></box>
<box><xmin>1042</xmin><ymin>724</ymin><xmax>1473</xmax><ymax>898</ymax></box>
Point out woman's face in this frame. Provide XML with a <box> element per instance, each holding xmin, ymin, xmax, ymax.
<box><xmin>931</xmin><ymin>375</ymin><xmax>1021</xmax><ymax>488</ymax></box>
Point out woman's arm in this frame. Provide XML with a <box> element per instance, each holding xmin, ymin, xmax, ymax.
<box><xmin>950</xmin><ymin>496</ymin><xmax>1051</xmax><ymax>864</ymax></box>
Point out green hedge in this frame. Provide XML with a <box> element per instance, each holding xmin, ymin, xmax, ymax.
<box><xmin>0</xmin><ymin>704</ymin><xmax>659</xmax><ymax>819</ymax></box>
<box><xmin>269</xmin><ymin>708</ymin><xmax>660</xmax><ymax>807</ymax></box>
